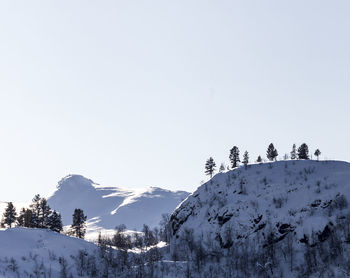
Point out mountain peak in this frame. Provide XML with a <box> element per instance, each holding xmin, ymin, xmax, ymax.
<box><xmin>57</xmin><ymin>174</ymin><xmax>97</xmax><ymax>190</ymax></box>
<box><xmin>48</xmin><ymin>175</ymin><xmax>190</xmax><ymax>232</ymax></box>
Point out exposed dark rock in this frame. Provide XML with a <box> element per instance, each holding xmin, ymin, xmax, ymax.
<box><xmin>253</xmin><ymin>215</ymin><xmax>263</xmax><ymax>224</ymax></box>
<box><xmin>278</xmin><ymin>223</ymin><xmax>295</xmax><ymax>234</ymax></box>
<box><xmin>310</xmin><ymin>243</ymin><xmax>317</xmax><ymax>248</ymax></box>
<box><xmin>318</xmin><ymin>225</ymin><xmax>331</xmax><ymax>242</ymax></box>
<box><xmin>216</xmin><ymin>234</ymin><xmax>233</xmax><ymax>249</ymax></box>
<box><xmin>254</xmin><ymin>223</ymin><xmax>266</xmax><ymax>232</ymax></box>
<box><xmin>218</xmin><ymin>212</ymin><xmax>233</xmax><ymax>226</ymax></box>
<box><xmin>311</xmin><ymin>199</ymin><xmax>321</xmax><ymax>207</ymax></box>
<box><xmin>321</xmin><ymin>200</ymin><xmax>332</xmax><ymax>208</ymax></box>
<box><xmin>170</xmin><ymin>206</ymin><xmax>194</xmax><ymax>235</ymax></box>
<box><xmin>300</xmin><ymin>234</ymin><xmax>309</xmax><ymax>244</ymax></box>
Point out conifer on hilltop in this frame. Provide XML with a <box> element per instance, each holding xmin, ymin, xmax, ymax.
<box><xmin>39</xmin><ymin>198</ymin><xmax>51</xmax><ymax>228</ymax></box>
<box><xmin>267</xmin><ymin>143</ymin><xmax>278</xmax><ymax>161</ymax></box>
<box><xmin>298</xmin><ymin>143</ymin><xmax>309</xmax><ymax>160</ymax></box>
<box><xmin>47</xmin><ymin>210</ymin><xmax>63</xmax><ymax>233</ymax></box>
<box><xmin>229</xmin><ymin>146</ymin><xmax>240</xmax><ymax>168</ymax></box>
<box><xmin>314</xmin><ymin>149</ymin><xmax>321</xmax><ymax>161</ymax></box>
<box><xmin>290</xmin><ymin>144</ymin><xmax>297</xmax><ymax>160</ymax></box>
<box><xmin>243</xmin><ymin>151</ymin><xmax>249</xmax><ymax>168</ymax></box>
<box><xmin>219</xmin><ymin>163</ymin><xmax>225</xmax><ymax>173</ymax></box>
<box><xmin>17</xmin><ymin>208</ymin><xmax>34</xmax><ymax>228</ymax></box>
<box><xmin>71</xmin><ymin>209</ymin><xmax>87</xmax><ymax>239</ymax></box>
<box><xmin>2</xmin><ymin>202</ymin><xmax>17</xmax><ymax>228</ymax></box>
<box><xmin>205</xmin><ymin>157</ymin><xmax>216</xmax><ymax>178</ymax></box>
<box><xmin>30</xmin><ymin>194</ymin><xmax>41</xmax><ymax>228</ymax></box>
<box><xmin>18</xmin><ymin>194</ymin><xmax>63</xmax><ymax>232</ymax></box>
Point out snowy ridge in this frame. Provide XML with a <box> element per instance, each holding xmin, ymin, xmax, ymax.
<box><xmin>47</xmin><ymin>175</ymin><xmax>189</xmax><ymax>233</ymax></box>
<box><xmin>170</xmin><ymin>160</ymin><xmax>350</xmax><ymax>248</ymax></box>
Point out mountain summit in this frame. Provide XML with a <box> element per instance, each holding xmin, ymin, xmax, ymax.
<box><xmin>48</xmin><ymin>175</ymin><xmax>189</xmax><ymax>232</ymax></box>
<box><xmin>56</xmin><ymin>174</ymin><xmax>97</xmax><ymax>190</ymax></box>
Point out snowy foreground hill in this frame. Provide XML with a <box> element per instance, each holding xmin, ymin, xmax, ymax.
<box><xmin>0</xmin><ymin>228</ymin><xmax>98</xmax><ymax>277</ymax></box>
<box><xmin>170</xmin><ymin>160</ymin><xmax>350</xmax><ymax>277</ymax></box>
<box><xmin>0</xmin><ymin>227</ymin><xmax>187</xmax><ymax>278</ymax></box>
<box><xmin>47</xmin><ymin>175</ymin><xmax>189</xmax><ymax>237</ymax></box>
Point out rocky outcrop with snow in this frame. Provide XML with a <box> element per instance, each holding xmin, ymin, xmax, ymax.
<box><xmin>48</xmin><ymin>175</ymin><xmax>189</xmax><ymax>232</ymax></box>
<box><xmin>170</xmin><ymin>160</ymin><xmax>350</xmax><ymax>249</ymax></box>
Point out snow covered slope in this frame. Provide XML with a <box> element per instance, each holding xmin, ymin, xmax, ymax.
<box><xmin>0</xmin><ymin>227</ymin><xmax>187</xmax><ymax>278</ymax></box>
<box><xmin>0</xmin><ymin>227</ymin><xmax>98</xmax><ymax>277</ymax></box>
<box><xmin>170</xmin><ymin>160</ymin><xmax>350</xmax><ymax>249</ymax></box>
<box><xmin>48</xmin><ymin>175</ymin><xmax>189</xmax><ymax>232</ymax></box>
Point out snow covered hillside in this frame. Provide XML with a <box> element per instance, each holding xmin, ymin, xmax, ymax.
<box><xmin>0</xmin><ymin>227</ymin><xmax>190</xmax><ymax>278</ymax></box>
<box><xmin>168</xmin><ymin>160</ymin><xmax>350</xmax><ymax>276</ymax></box>
<box><xmin>47</xmin><ymin>175</ymin><xmax>189</xmax><ymax>233</ymax></box>
<box><xmin>0</xmin><ymin>228</ymin><xmax>98</xmax><ymax>277</ymax></box>
<box><xmin>2</xmin><ymin>161</ymin><xmax>350</xmax><ymax>277</ymax></box>
<box><xmin>171</xmin><ymin>160</ymin><xmax>350</xmax><ymax>249</ymax></box>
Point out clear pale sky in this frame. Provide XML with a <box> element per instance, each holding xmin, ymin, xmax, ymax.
<box><xmin>0</xmin><ymin>0</ymin><xmax>349</xmax><ymax>201</ymax></box>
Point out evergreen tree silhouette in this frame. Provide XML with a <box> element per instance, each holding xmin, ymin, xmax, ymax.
<box><xmin>229</xmin><ymin>146</ymin><xmax>240</xmax><ymax>168</ymax></box>
<box><xmin>267</xmin><ymin>143</ymin><xmax>278</xmax><ymax>161</ymax></box>
<box><xmin>205</xmin><ymin>157</ymin><xmax>216</xmax><ymax>178</ymax></box>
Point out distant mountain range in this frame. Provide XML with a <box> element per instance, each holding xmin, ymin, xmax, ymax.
<box><xmin>47</xmin><ymin>175</ymin><xmax>189</xmax><ymax>234</ymax></box>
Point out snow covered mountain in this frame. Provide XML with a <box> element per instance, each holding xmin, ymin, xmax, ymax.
<box><xmin>169</xmin><ymin>160</ymin><xmax>350</xmax><ymax>276</ymax></box>
<box><xmin>47</xmin><ymin>175</ymin><xmax>189</xmax><ymax>233</ymax></box>
<box><xmin>2</xmin><ymin>161</ymin><xmax>350</xmax><ymax>277</ymax></box>
<box><xmin>171</xmin><ymin>160</ymin><xmax>350</xmax><ymax>246</ymax></box>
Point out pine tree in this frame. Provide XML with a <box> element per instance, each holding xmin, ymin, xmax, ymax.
<box><xmin>243</xmin><ymin>151</ymin><xmax>249</xmax><ymax>167</ymax></box>
<box><xmin>47</xmin><ymin>211</ymin><xmax>63</xmax><ymax>233</ymax></box>
<box><xmin>290</xmin><ymin>144</ymin><xmax>297</xmax><ymax>160</ymax></box>
<box><xmin>298</xmin><ymin>143</ymin><xmax>309</xmax><ymax>160</ymax></box>
<box><xmin>229</xmin><ymin>146</ymin><xmax>240</xmax><ymax>168</ymax></box>
<box><xmin>17</xmin><ymin>208</ymin><xmax>26</xmax><ymax>227</ymax></box>
<box><xmin>267</xmin><ymin>143</ymin><xmax>278</xmax><ymax>161</ymax></box>
<box><xmin>3</xmin><ymin>202</ymin><xmax>17</xmax><ymax>228</ymax></box>
<box><xmin>38</xmin><ymin>198</ymin><xmax>51</xmax><ymax>228</ymax></box>
<box><xmin>29</xmin><ymin>195</ymin><xmax>53</xmax><ymax>228</ymax></box>
<box><xmin>219</xmin><ymin>163</ymin><xmax>225</xmax><ymax>173</ymax></box>
<box><xmin>29</xmin><ymin>194</ymin><xmax>41</xmax><ymax>228</ymax></box>
<box><xmin>314</xmin><ymin>149</ymin><xmax>321</xmax><ymax>161</ymax></box>
<box><xmin>205</xmin><ymin>157</ymin><xmax>216</xmax><ymax>178</ymax></box>
<box><xmin>17</xmin><ymin>208</ymin><xmax>34</xmax><ymax>227</ymax></box>
<box><xmin>71</xmin><ymin>209</ymin><xmax>87</xmax><ymax>239</ymax></box>
<box><xmin>256</xmin><ymin>155</ymin><xmax>262</xmax><ymax>163</ymax></box>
